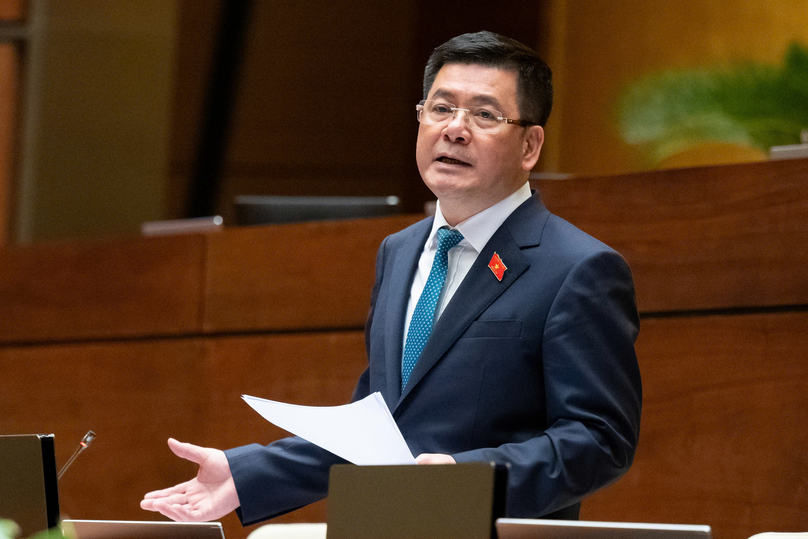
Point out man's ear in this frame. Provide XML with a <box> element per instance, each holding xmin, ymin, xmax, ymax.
<box><xmin>521</xmin><ymin>125</ymin><xmax>544</xmax><ymax>171</ymax></box>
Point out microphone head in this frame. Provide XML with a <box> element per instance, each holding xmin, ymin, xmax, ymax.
<box><xmin>80</xmin><ymin>430</ymin><xmax>96</xmax><ymax>447</ymax></box>
<box><xmin>59</xmin><ymin>430</ymin><xmax>96</xmax><ymax>480</ymax></box>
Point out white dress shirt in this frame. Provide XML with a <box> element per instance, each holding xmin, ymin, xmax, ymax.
<box><xmin>402</xmin><ymin>181</ymin><xmax>532</xmax><ymax>350</ymax></box>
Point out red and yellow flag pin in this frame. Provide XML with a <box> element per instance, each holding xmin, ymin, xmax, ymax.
<box><xmin>488</xmin><ymin>252</ymin><xmax>507</xmax><ymax>281</ymax></box>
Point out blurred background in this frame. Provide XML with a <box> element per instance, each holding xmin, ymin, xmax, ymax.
<box><xmin>1</xmin><ymin>0</ymin><xmax>807</xmax><ymax>243</ymax></box>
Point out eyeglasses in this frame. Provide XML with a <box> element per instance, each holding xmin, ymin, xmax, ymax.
<box><xmin>416</xmin><ymin>99</ymin><xmax>536</xmax><ymax>132</ymax></box>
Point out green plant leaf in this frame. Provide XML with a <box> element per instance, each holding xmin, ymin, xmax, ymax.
<box><xmin>616</xmin><ymin>41</ymin><xmax>808</xmax><ymax>164</ymax></box>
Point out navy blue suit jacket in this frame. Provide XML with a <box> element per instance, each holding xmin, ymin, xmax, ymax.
<box><xmin>226</xmin><ymin>192</ymin><xmax>642</xmax><ymax>525</ymax></box>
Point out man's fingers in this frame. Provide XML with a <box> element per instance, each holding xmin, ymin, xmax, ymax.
<box><xmin>142</xmin><ymin>480</ymin><xmax>193</xmax><ymax>500</ymax></box>
<box><xmin>141</xmin><ymin>492</ymin><xmax>188</xmax><ymax>511</ymax></box>
<box><xmin>160</xmin><ymin>493</ymin><xmax>190</xmax><ymax>506</ymax></box>
<box><xmin>151</xmin><ymin>500</ymin><xmax>193</xmax><ymax>522</ymax></box>
<box><xmin>415</xmin><ymin>453</ymin><xmax>456</xmax><ymax>465</ymax></box>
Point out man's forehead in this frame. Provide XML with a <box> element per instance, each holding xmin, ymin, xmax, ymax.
<box><xmin>428</xmin><ymin>63</ymin><xmax>518</xmax><ymax>107</ymax></box>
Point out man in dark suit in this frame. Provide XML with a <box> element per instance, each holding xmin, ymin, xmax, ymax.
<box><xmin>141</xmin><ymin>31</ymin><xmax>641</xmax><ymax>525</ymax></box>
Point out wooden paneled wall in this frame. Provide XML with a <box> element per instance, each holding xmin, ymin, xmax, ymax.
<box><xmin>2</xmin><ymin>160</ymin><xmax>807</xmax><ymax>539</ymax></box>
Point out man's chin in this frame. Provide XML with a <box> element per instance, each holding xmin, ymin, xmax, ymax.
<box><xmin>423</xmin><ymin>183</ymin><xmax>476</xmax><ymax>205</ymax></box>
<box><xmin>423</xmin><ymin>170</ymin><xmax>477</xmax><ymax>192</ymax></box>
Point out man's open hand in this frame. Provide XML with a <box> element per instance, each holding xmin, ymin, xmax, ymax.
<box><xmin>140</xmin><ymin>439</ymin><xmax>240</xmax><ymax>522</ymax></box>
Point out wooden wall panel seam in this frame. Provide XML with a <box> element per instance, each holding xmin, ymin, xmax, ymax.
<box><xmin>640</xmin><ymin>304</ymin><xmax>808</xmax><ymax>319</ymax></box>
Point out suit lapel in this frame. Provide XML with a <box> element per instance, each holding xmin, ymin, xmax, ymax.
<box><xmin>397</xmin><ymin>193</ymin><xmax>550</xmax><ymax>407</ymax></box>
<box><xmin>382</xmin><ymin>218</ymin><xmax>432</xmax><ymax>407</ymax></box>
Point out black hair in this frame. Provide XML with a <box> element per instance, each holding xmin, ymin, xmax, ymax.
<box><xmin>423</xmin><ymin>31</ymin><xmax>553</xmax><ymax>127</ymax></box>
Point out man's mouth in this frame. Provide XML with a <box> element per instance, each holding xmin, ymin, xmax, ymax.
<box><xmin>437</xmin><ymin>156</ymin><xmax>471</xmax><ymax>166</ymax></box>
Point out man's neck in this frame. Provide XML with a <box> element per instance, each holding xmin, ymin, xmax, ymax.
<box><xmin>438</xmin><ymin>184</ymin><xmax>529</xmax><ymax>226</ymax></box>
<box><xmin>436</xmin><ymin>181</ymin><xmax>532</xmax><ymax>229</ymax></box>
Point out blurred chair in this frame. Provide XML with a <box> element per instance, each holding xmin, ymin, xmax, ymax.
<box><xmin>246</xmin><ymin>523</ymin><xmax>327</xmax><ymax>539</ymax></box>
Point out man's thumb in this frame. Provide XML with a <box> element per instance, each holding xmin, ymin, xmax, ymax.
<box><xmin>167</xmin><ymin>438</ymin><xmax>208</xmax><ymax>465</ymax></box>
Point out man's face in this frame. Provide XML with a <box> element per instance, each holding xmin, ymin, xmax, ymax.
<box><xmin>416</xmin><ymin>63</ymin><xmax>543</xmax><ymax>223</ymax></box>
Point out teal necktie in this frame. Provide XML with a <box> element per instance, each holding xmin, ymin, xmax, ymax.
<box><xmin>401</xmin><ymin>227</ymin><xmax>464</xmax><ymax>389</ymax></box>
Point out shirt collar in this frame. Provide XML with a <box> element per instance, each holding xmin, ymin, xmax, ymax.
<box><xmin>429</xmin><ymin>181</ymin><xmax>532</xmax><ymax>253</ymax></box>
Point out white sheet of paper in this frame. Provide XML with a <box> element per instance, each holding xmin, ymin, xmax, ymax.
<box><xmin>242</xmin><ymin>392</ymin><xmax>416</xmax><ymax>465</ymax></box>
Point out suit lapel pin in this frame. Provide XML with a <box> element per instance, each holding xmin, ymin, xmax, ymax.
<box><xmin>488</xmin><ymin>252</ymin><xmax>507</xmax><ymax>281</ymax></box>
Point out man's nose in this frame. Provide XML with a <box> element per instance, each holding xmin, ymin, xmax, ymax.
<box><xmin>442</xmin><ymin>109</ymin><xmax>471</xmax><ymax>141</ymax></box>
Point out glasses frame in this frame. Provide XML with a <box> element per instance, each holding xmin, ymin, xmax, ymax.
<box><xmin>416</xmin><ymin>99</ymin><xmax>537</xmax><ymax>131</ymax></box>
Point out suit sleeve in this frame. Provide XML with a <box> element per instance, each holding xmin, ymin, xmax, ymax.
<box><xmin>452</xmin><ymin>249</ymin><xmax>642</xmax><ymax>517</ymax></box>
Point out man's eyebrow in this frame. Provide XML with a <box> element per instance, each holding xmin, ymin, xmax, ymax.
<box><xmin>468</xmin><ymin>95</ymin><xmax>504</xmax><ymax>110</ymax></box>
<box><xmin>429</xmin><ymin>88</ymin><xmax>455</xmax><ymax>100</ymax></box>
<box><xmin>428</xmin><ymin>89</ymin><xmax>505</xmax><ymax>111</ymax></box>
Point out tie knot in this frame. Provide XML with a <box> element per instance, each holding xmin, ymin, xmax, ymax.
<box><xmin>436</xmin><ymin>227</ymin><xmax>464</xmax><ymax>253</ymax></box>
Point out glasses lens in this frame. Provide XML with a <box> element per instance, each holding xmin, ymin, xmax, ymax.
<box><xmin>417</xmin><ymin>100</ymin><xmax>505</xmax><ymax>131</ymax></box>
<box><xmin>420</xmin><ymin>99</ymin><xmax>454</xmax><ymax>124</ymax></box>
<box><xmin>468</xmin><ymin>106</ymin><xmax>503</xmax><ymax>131</ymax></box>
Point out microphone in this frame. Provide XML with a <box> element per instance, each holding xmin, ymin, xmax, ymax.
<box><xmin>58</xmin><ymin>430</ymin><xmax>96</xmax><ymax>480</ymax></box>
